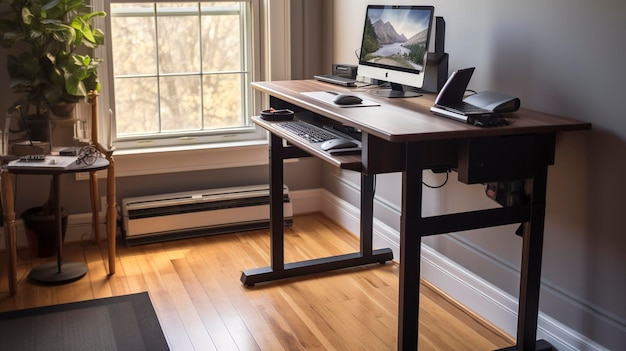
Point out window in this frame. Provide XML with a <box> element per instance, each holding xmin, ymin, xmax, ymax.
<box><xmin>101</xmin><ymin>0</ymin><xmax>262</xmax><ymax>150</ymax></box>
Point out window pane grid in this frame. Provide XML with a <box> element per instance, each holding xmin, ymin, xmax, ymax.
<box><xmin>109</xmin><ymin>1</ymin><xmax>253</xmax><ymax>143</ymax></box>
<box><xmin>111</xmin><ymin>4</ymin><xmax>241</xmax><ymax>18</ymax></box>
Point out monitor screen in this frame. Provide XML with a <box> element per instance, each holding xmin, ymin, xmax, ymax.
<box><xmin>357</xmin><ymin>5</ymin><xmax>434</xmax><ymax>97</ymax></box>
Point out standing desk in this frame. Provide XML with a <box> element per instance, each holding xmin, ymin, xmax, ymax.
<box><xmin>242</xmin><ymin>80</ymin><xmax>591</xmax><ymax>350</ymax></box>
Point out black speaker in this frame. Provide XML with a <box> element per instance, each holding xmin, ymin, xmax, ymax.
<box><xmin>332</xmin><ymin>64</ymin><xmax>358</xmax><ymax>79</ymax></box>
<box><xmin>421</xmin><ymin>17</ymin><xmax>448</xmax><ymax>93</ymax></box>
<box><xmin>434</xmin><ymin>16</ymin><xmax>445</xmax><ymax>54</ymax></box>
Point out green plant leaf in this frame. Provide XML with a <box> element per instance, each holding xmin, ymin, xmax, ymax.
<box><xmin>50</xmin><ymin>23</ymin><xmax>75</xmax><ymax>43</ymax></box>
<box><xmin>42</xmin><ymin>0</ymin><xmax>62</xmax><ymax>12</ymax></box>
<box><xmin>40</xmin><ymin>19</ymin><xmax>63</xmax><ymax>25</ymax></box>
<box><xmin>5</xmin><ymin>0</ymin><xmax>106</xmax><ymax>107</ymax></box>
<box><xmin>21</xmin><ymin>7</ymin><xmax>34</xmax><ymax>25</ymax></box>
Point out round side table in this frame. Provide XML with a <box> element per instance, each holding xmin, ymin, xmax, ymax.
<box><xmin>2</xmin><ymin>156</ymin><xmax>110</xmax><ymax>285</ymax></box>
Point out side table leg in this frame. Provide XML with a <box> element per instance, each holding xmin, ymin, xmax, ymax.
<box><xmin>1</xmin><ymin>172</ymin><xmax>18</xmax><ymax>294</ymax></box>
<box><xmin>106</xmin><ymin>155</ymin><xmax>116</xmax><ymax>274</ymax></box>
<box><xmin>28</xmin><ymin>174</ymin><xmax>87</xmax><ymax>284</ymax></box>
<box><xmin>54</xmin><ymin>174</ymin><xmax>63</xmax><ymax>273</ymax></box>
<box><xmin>89</xmin><ymin>170</ymin><xmax>100</xmax><ymax>243</ymax></box>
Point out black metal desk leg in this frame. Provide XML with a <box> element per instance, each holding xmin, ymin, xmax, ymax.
<box><xmin>397</xmin><ymin>142</ymin><xmax>424</xmax><ymax>350</ymax></box>
<box><xmin>269</xmin><ymin>132</ymin><xmax>285</xmax><ymax>272</ymax></box>
<box><xmin>498</xmin><ymin>165</ymin><xmax>551</xmax><ymax>351</ymax></box>
<box><xmin>240</xmin><ymin>131</ymin><xmax>393</xmax><ymax>287</ymax></box>
<box><xmin>360</xmin><ymin>174</ymin><xmax>374</xmax><ymax>256</ymax></box>
<box><xmin>518</xmin><ymin>166</ymin><xmax>548</xmax><ymax>350</ymax></box>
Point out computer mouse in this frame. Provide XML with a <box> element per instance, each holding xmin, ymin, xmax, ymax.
<box><xmin>333</xmin><ymin>93</ymin><xmax>363</xmax><ymax>105</ymax></box>
<box><xmin>320</xmin><ymin>138</ymin><xmax>358</xmax><ymax>151</ymax></box>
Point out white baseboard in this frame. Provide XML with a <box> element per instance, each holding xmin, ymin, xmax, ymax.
<box><xmin>0</xmin><ymin>196</ymin><xmax>109</xmax><ymax>250</ymax></box>
<box><xmin>289</xmin><ymin>188</ymin><xmax>323</xmax><ymax>215</ymax></box>
<box><xmin>0</xmin><ymin>212</ymin><xmax>108</xmax><ymax>250</ymax></box>
<box><xmin>0</xmin><ymin>188</ymin><xmax>324</xmax><ymax>250</ymax></box>
<box><xmin>2</xmin><ymin>189</ymin><xmax>319</xmax><ymax>250</ymax></box>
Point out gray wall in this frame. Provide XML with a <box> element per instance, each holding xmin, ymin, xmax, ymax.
<box><xmin>330</xmin><ymin>0</ymin><xmax>625</xmax><ymax>349</ymax></box>
<box><xmin>290</xmin><ymin>0</ymin><xmax>334</xmax><ymax>79</ymax></box>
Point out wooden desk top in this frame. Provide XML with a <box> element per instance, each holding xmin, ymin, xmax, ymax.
<box><xmin>252</xmin><ymin>80</ymin><xmax>591</xmax><ymax>142</ymax></box>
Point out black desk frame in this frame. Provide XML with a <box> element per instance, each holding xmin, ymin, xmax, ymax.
<box><xmin>240</xmin><ymin>87</ymin><xmax>581</xmax><ymax>351</ymax></box>
<box><xmin>240</xmin><ymin>131</ymin><xmax>394</xmax><ymax>285</ymax></box>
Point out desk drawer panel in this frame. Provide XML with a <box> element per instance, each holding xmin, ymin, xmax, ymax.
<box><xmin>457</xmin><ymin>134</ymin><xmax>555</xmax><ymax>184</ymax></box>
<box><xmin>362</xmin><ymin>135</ymin><xmax>458</xmax><ymax>175</ymax></box>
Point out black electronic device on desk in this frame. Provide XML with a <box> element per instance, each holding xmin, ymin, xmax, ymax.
<box><xmin>430</xmin><ymin>67</ymin><xmax>520</xmax><ymax>127</ymax></box>
<box><xmin>300</xmin><ymin>91</ymin><xmax>380</xmax><ymax>108</ymax></box>
<box><xmin>357</xmin><ymin>5</ymin><xmax>435</xmax><ymax>98</ymax></box>
<box><xmin>314</xmin><ymin>64</ymin><xmax>359</xmax><ymax>87</ymax></box>
<box><xmin>332</xmin><ymin>93</ymin><xmax>363</xmax><ymax>105</ymax></box>
<box><xmin>313</xmin><ymin>75</ymin><xmax>358</xmax><ymax>87</ymax></box>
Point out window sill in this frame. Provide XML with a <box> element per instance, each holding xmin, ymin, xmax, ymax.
<box><xmin>76</xmin><ymin>140</ymin><xmax>269</xmax><ymax>180</ymax></box>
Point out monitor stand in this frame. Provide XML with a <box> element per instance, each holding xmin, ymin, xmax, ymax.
<box><xmin>371</xmin><ymin>82</ymin><xmax>421</xmax><ymax>98</ymax></box>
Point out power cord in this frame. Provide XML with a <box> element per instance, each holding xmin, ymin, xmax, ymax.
<box><xmin>422</xmin><ymin>170</ymin><xmax>450</xmax><ymax>189</ymax></box>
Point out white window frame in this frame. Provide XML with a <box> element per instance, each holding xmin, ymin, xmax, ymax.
<box><xmin>91</xmin><ymin>0</ymin><xmax>291</xmax><ymax>177</ymax></box>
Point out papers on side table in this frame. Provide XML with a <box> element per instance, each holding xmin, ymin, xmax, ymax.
<box><xmin>7</xmin><ymin>155</ymin><xmax>78</xmax><ymax>170</ymax></box>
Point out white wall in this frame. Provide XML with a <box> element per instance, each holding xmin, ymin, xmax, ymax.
<box><xmin>331</xmin><ymin>0</ymin><xmax>625</xmax><ymax>349</ymax></box>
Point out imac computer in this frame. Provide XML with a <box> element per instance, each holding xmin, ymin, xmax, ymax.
<box><xmin>357</xmin><ymin>5</ymin><xmax>435</xmax><ymax>98</ymax></box>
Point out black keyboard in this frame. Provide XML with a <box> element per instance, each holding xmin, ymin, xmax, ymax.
<box><xmin>274</xmin><ymin>120</ymin><xmax>347</xmax><ymax>143</ymax></box>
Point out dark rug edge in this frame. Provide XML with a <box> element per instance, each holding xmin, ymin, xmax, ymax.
<box><xmin>0</xmin><ymin>292</ymin><xmax>169</xmax><ymax>350</ymax></box>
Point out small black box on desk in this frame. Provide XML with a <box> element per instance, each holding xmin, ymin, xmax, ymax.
<box><xmin>59</xmin><ymin>146</ymin><xmax>82</xmax><ymax>156</ymax></box>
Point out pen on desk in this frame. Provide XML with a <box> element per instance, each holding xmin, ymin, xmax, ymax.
<box><xmin>268</xmin><ymin>108</ymin><xmax>292</xmax><ymax>114</ymax></box>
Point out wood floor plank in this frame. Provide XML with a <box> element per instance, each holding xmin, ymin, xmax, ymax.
<box><xmin>83</xmin><ymin>243</ymin><xmax>113</xmax><ymax>299</ymax></box>
<box><xmin>0</xmin><ymin>213</ymin><xmax>515</xmax><ymax>350</ymax></box>
<box><xmin>190</xmin><ymin>239</ymin><xmax>262</xmax><ymax>351</ymax></box>
<box><xmin>277</xmin><ymin>284</ymin><xmax>353</xmax><ymax>350</ymax></box>
<box><xmin>171</xmin><ymin>256</ymin><xmax>236</xmax><ymax>351</ymax></box>
<box><xmin>203</xmin><ymin>233</ymin><xmax>288</xmax><ymax>350</ymax></box>
<box><xmin>136</xmin><ymin>245</ymin><xmax>198</xmax><ymax>351</ymax></box>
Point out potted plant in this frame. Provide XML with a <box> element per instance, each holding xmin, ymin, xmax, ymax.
<box><xmin>0</xmin><ymin>0</ymin><xmax>106</xmax><ymax>257</ymax></box>
<box><xmin>0</xmin><ymin>0</ymin><xmax>106</xmax><ymax>126</ymax></box>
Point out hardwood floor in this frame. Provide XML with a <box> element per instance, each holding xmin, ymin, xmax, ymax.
<box><xmin>0</xmin><ymin>213</ymin><xmax>514</xmax><ymax>350</ymax></box>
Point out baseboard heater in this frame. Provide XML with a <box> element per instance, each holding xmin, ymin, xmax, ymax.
<box><xmin>122</xmin><ymin>184</ymin><xmax>293</xmax><ymax>246</ymax></box>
